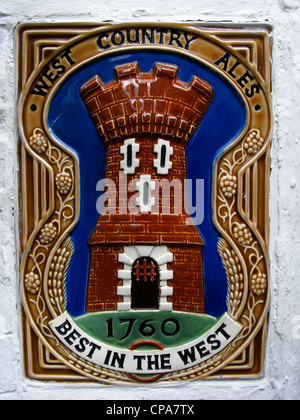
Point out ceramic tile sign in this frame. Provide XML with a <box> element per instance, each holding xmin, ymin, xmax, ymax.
<box><xmin>17</xmin><ymin>23</ymin><xmax>272</xmax><ymax>383</ymax></box>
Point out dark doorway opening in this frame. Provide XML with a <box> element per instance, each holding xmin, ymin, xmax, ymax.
<box><xmin>131</xmin><ymin>257</ymin><xmax>160</xmax><ymax>310</ymax></box>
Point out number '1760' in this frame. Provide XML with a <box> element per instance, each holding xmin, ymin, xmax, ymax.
<box><xmin>105</xmin><ymin>317</ymin><xmax>181</xmax><ymax>341</ymax></box>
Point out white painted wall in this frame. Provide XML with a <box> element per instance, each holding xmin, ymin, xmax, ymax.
<box><xmin>0</xmin><ymin>0</ymin><xmax>299</xmax><ymax>400</ymax></box>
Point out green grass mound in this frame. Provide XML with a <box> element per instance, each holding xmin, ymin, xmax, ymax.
<box><xmin>73</xmin><ymin>310</ymin><xmax>217</xmax><ymax>349</ymax></box>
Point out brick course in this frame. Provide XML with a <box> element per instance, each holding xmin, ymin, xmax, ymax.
<box><xmin>86</xmin><ymin>245</ymin><xmax>123</xmax><ymax>312</ymax></box>
<box><xmin>168</xmin><ymin>246</ymin><xmax>205</xmax><ymax>313</ymax></box>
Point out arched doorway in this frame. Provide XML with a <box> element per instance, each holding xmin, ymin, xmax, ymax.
<box><xmin>131</xmin><ymin>257</ymin><xmax>160</xmax><ymax>310</ymax></box>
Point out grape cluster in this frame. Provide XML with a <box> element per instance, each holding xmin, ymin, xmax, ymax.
<box><xmin>39</xmin><ymin>223</ymin><xmax>57</xmax><ymax>245</ymax></box>
<box><xmin>25</xmin><ymin>271</ymin><xmax>40</xmax><ymax>294</ymax></box>
<box><xmin>56</xmin><ymin>172</ymin><xmax>72</xmax><ymax>195</ymax></box>
<box><xmin>233</xmin><ymin>223</ymin><xmax>253</xmax><ymax>246</ymax></box>
<box><xmin>251</xmin><ymin>273</ymin><xmax>267</xmax><ymax>296</ymax></box>
<box><xmin>220</xmin><ymin>175</ymin><xmax>237</xmax><ymax>198</ymax></box>
<box><xmin>29</xmin><ymin>130</ymin><xmax>48</xmax><ymax>154</ymax></box>
<box><xmin>244</xmin><ymin>130</ymin><xmax>264</xmax><ymax>155</ymax></box>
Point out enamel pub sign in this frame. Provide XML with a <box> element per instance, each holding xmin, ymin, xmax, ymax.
<box><xmin>17</xmin><ymin>23</ymin><xmax>272</xmax><ymax>383</ymax></box>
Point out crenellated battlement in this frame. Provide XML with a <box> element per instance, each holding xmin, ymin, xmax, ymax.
<box><xmin>80</xmin><ymin>62</ymin><xmax>213</xmax><ymax>144</ymax></box>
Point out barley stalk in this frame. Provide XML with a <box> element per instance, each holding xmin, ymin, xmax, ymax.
<box><xmin>218</xmin><ymin>239</ymin><xmax>244</xmax><ymax>318</ymax></box>
<box><xmin>47</xmin><ymin>237</ymin><xmax>74</xmax><ymax>315</ymax></box>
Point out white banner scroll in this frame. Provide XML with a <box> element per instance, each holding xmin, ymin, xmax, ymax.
<box><xmin>49</xmin><ymin>312</ymin><xmax>242</xmax><ymax>374</ymax></box>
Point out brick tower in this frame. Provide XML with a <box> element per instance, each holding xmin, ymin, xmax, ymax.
<box><xmin>80</xmin><ymin>62</ymin><xmax>213</xmax><ymax>313</ymax></box>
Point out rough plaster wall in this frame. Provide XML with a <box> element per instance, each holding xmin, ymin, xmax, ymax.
<box><xmin>0</xmin><ymin>0</ymin><xmax>299</xmax><ymax>400</ymax></box>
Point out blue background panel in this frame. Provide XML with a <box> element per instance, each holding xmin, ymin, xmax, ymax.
<box><xmin>47</xmin><ymin>49</ymin><xmax>247</xmax><ymax>317</ymax></box>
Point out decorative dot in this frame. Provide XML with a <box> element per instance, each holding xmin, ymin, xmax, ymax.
<box><xmin>255</xmin><ymin>104</ymin><xmax>261</xmax><ymax>112</ymax></box>
<box><xmin>30</xmin><ymin>104</ymin><xmax>37</xmax><ymax>111</ymax></box>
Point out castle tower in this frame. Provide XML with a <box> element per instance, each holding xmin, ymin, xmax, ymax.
<box><xmin>80</xmin><ymin>62</ymin><xmax>213</xmax><ymax>313</ymax></box>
